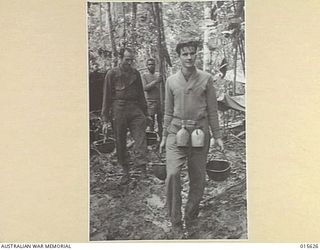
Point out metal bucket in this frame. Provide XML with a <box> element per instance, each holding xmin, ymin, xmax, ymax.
<box><xmin>90</xmin><ymin>131</ymin><xmax>104</xmax><ymax>144</ymax></box>
<box><xmin>93</xmin><ymin>138</ymin><xmax>115</xmax><ymax>154</ymax></box>
<box><xmin>150</xmin><ymin>162</ymin><xmax>167</xmax><ymax>181</ymax></box>
<box><xmin>206</xmin><ymin>160</ymin><xmax>231</xmax><ymax>181</ymax></box>
<box><xmin>206</xmin><ymin>150</ymin><xmax>231</xmax><ymax>181</ymax></box>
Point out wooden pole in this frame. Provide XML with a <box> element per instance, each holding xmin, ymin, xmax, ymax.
<box><xmin>239</xmin><ymin>35</ymin><xmax>245</xmax><ymax>75</ymax></box>
<box><xmin>238</xmin><ymin>36</ymin><xmax>245</xmax><ymax>75</ymax></box>
<box><xmin>233</xmin><ymin>41</ymin><xmax>238</xmax><ymax>95</ymax></box>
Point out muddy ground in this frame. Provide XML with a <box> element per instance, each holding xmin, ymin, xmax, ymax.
<box><xmin>89</xmin><ymin>121</ymin><xmax>247</xmax><ymax>241</ymax></box>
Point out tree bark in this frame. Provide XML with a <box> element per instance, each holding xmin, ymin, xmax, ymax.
<box><xmin>233</xmin><ymin>0</ymin><xmax>245</xmax><ymax>75</ymax></box>
<box><xmin>159</xmin><ymin>4</ymin><xmax>172</xmax><ymax>67</ymax></box>
<box><xmin>203</xmin><ymin>2</ymin><xmax>212</xmax><ymax>72</ymax></box>
<box><xmin>154</xmin><ymin>2</ymin><xmax>165</xmax><ymax>113</ymax></box>
<box><xmin>122</xmin><ymin>2</ymin><xmax>126</xmax><ymax>47</ymax></box>
<box><xmin>106</xmin><ymin>2</ymin><xmax>118</xmax><ymax>66</ymax></box>
<box><xmin>99</xmin><ymin>3</ymin><xmax>106</xmax><ymax>70</ymax></box>
<box><xmin>130</xmin><ymin>3</ymin><xmax>138</xmax><ymax>49</ymax></box>
<box><xmin>99</xmin><ymin>3</ymin><xmax>103</xmax><ymax>43</ymax></box>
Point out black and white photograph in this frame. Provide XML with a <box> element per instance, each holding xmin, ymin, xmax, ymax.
<box><xmin>88</xmin><ymin>1</ymin><xmax>247</xmax><ymax>240</ymax></box>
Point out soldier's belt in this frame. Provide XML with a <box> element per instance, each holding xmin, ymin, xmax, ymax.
<box><xmin>171</xmin><ymin>117</ymin><xmax>206</xmax><ymax>127</ymax></box>
<box><xmin>172</xmin><ymin>119</ymin><xmax>196</xmax><ymax>126</ymax></box>
<box><xmin>113</xmin><ymin>99</ymin><xmax>139</xmax><ymax>104</ymax></box>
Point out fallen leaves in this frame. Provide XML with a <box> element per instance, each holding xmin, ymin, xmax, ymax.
<box><xmin>90</xmin><ymin>132</ymin><xmax>247</xmax><ymax>240</ymax></box>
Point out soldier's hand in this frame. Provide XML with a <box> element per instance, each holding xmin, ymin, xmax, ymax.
<box><xmin>215</xmin><ymin>138</ymin><xmax>224</xmax><ymax>151</ymax></box>
<box><xmin>159</xmin><ymin>137</ymin><xmax>166</xmax><ymax>154</ymax></box>
<box><xmin>102</xmin><ymin>121</ymin><xmax>109</xmax><ymax>135</ymax></box>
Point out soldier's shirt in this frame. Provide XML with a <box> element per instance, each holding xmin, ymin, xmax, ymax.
<box><xmin>101</xmin><ymin>65</ymin><xmax>148</xmax><ymax>121</ymax></box>
<box><xmin>163</xmin><ymin>68</ymin><xmax>221</xmax><ymax>139</ymax></box>
<box><xmin>141</xmin><ymin>72</ymin><xmax>161</xmax><ymax>101</ymax></box>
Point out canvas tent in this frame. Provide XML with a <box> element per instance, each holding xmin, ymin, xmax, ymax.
<box><xmin>218</xmin><ymin>94</ymin><xmax>245</xmax><ymax>112</ymax></box>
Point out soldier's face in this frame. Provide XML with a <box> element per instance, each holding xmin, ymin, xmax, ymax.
<box><xmin>147</xmin><ymin>61</ymin><xmax>155</xmax><ymax>73</ymax></box>
<box><xmin>179</xmin><ymin>46</ymin><xmax>197</xmax><ymax>69</ymax></box>
<box><xmin>121</xmin><ymin>51</ymin><xmax>134</xmax><ymax>69</ymax></box>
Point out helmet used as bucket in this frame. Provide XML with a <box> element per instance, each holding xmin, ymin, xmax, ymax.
<box><xmin>151</xmin><ymin>162</ymin><xmax>167</xmax><ymax>181</ymax></box>
<box><xmin>206</xmin><ymin>159</ymin><xmax>231</xmax><ymax>181</ymax></box>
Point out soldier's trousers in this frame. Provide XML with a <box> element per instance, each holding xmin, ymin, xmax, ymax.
<box><xmin>112</xmin><ymin>100</ymin><xmax>148</xmax><ymax>170</ymax></box>
<box><xmin>165</xmin><ymin>119</ymin><xmax>210</xmax><ymax>226</ymax></box>
<box><xmin>147</xmin><ymin>99</ymin><xmax>163</xmax><ymax>137</ymax></box>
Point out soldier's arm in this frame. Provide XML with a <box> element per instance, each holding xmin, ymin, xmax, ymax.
<box><xmin>206</xmin><ymin>76</ymin><xmax>222</xmax><ymax>139</ymax></box>
<box><xmin>101</xmin><ymin>70</ymin><xmax>113</xmax><ymax>122</ymax></box>
<box><xmin>142</xmin><ymin>74</ymin><xmax>160</xmax><ymax>91</ymax></box>
<box><xmin>162</xmin><ymin>79</ymin><xmax>174</xmax><ymax>138</ymax></box>
<box><xmin>136</xmin><ymin>72</ymin><xmax>148</xmax><ymax>116</ymax></box>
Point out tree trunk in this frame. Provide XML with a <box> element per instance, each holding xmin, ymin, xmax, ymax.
<box><xmin>159</xmin><ymin>4</ymin><xmax>172</xmax><ymax>68</ymax></box>
<box><xmin>99</xmin><ymin>3</ymin><xmax>103</xmax><ymax>43</ymax></box>
<box><xmin>233</xmin><ymin>0</ymin><xmax>245</xmax><ymax>75</ymax></box>
<box><xmin>106</xmin><ymin>2</ymin><xmax>118</xmax><ymax>66</ymax></box>
<box><xmin>153</xmin><ymin>2</ymin><xmax>165</xmax><ymax>113</ymax></box>
<box><xmin>99</xmin><ymin>3</ymin><xmax>106</xmax><ymax>70</ymax></box>
<box><xmin>130</xmin><ymin>3</ymin><xmax>138</xmax><ymax>49</ymax></box>
<box><xmin>203</xmin><ymin>2</ymin><xmax>212</xmax><ymax>72</ymax></box>
<box><xmin>149</xmin><ymin>3</ymin><xmax>156</xmax><ymax>23</ymax></box>
<box><xmin>122</xmin><ymin>2</ymin><xmax>126</xmax><ymax>47</ymax></box>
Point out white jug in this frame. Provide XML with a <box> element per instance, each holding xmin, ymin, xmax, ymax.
<box><xmin>176</xmin><ymin>124</ymin><xmax>190</xmax><ymax>147</ymax></box>
<box><xmin>191</xmin><ymin>128</ymin><xmax>205</xmax><ymax>147</ymax></box>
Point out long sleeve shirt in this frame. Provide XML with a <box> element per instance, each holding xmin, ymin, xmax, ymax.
<box><xmin>163</xmin><ymin>68</ymin><xmax>221</xmax><ymax>139</ymax></box>
<box><xmin>141</xmin><ymin>72</ymin><xmax>161</xmax><ymax>101</ymax></box>
<box><xmin>101</xmin><ymin>65</ymin><xmax>148</xmax><ymax>122</ymax></box>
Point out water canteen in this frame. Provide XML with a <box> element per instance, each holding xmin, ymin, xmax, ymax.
<box><xmin>176</xmin><ymin>124</ymin><xmax>190</xmax><ymax>147</ymax></box>
<box><xmin>191</xmin><ymin>128</ymin><xmax>205</xmax><ymax>147</ymax></box>
<box><xmin>176</xmin><ymin>123</ymin><xmax>205</xmax><ymax>148</ymax></box>
<box><xmin>176</xmin><ymin>90</ymin><xmax>205</xmax><ymax>148</ymax></box>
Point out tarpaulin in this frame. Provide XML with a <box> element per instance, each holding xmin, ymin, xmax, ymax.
<box><xmin>218</xmin><ymin>94</ymin><xmax>245</xmax><ymax>112</ymax></box>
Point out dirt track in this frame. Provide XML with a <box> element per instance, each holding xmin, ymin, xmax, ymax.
<box><xmin>90</xmin><ymin>135</ymin><xmax>247</xmax><ymax>241</ymax></box>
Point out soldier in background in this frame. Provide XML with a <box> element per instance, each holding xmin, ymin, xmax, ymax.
<box><xmin>141</xmin><ymin>58</ymin><xmax>163</xmax><ymax>138</ymax></box>
<box><xmin>101</xmin><ymin>48</ymin><xmax>149</xmax><ymax>184</ymax></box>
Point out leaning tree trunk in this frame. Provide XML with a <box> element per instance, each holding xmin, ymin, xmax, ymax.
<box><xmin>106</xmin><ymin>2</ymin><xmax>118</xmax><ymax>67</ymax></box>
